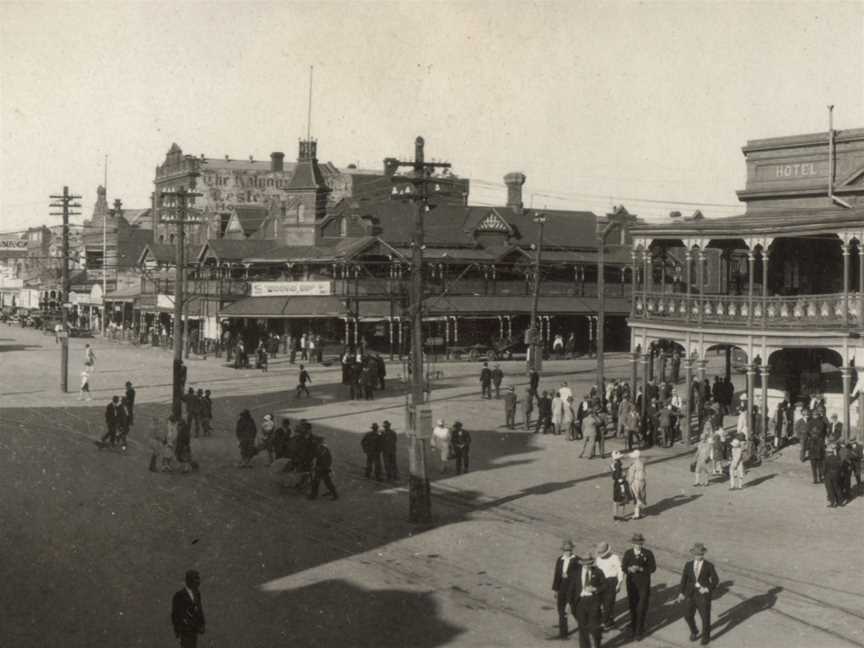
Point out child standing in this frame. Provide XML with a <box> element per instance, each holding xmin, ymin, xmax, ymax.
<box><xmin>296</xmin><ymin>364</ymin><xmax>311</xmax><ymax>398</ymax></box>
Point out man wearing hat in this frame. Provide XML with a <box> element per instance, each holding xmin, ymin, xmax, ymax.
<box><xmin>823</xmin><ymin>443</ymin><xmax>843</xmax><ymax>507</ymax></box>
<box><xmin>551</xmin><ymin>540</ymin><xmax>580</xmax><ymax>639</ymax></box>
<box><xmin>381</xmin><ymin>420</ymin><xmax>399</xmax><ymax>482</ymax></box>
<box><xmin>451</xmin><ymin>421</ymin><xmax>471</xmax><ymax>475</ymax></box>
<box><xmin>504</xmin><ymin>386</ymin><xmax>518</xmax><ymax>428</ymax></box>
<box><xmin>568</xmin><ymin>553</ymin><xmax>606</xmax><ymax>648</ymax></box>
<box><xmin>621</xmin><ymin>533</ymin><xmax>656</xmax><ymax>641</ymax></box>
<box><xmin>595</xmin><ymin>541</ymin><xmax>623</xmax><ymax>630</ymax></box>
<box><xmin>676</xmin><ymin>542</ymin><xmax>719</xmax><ymax>645</ymax></box>
<box><xmin>361</xmin><ymin>423</ymin><xmax>383</xmax><ymax>481</ymax></box>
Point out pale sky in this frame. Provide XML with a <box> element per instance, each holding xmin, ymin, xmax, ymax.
<box><xmin>1</xmin><ymin>1</ymin><xmax>862</xmax><ymax>232</ymax></box>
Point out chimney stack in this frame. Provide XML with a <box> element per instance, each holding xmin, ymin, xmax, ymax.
<box><xmin>270</xmin><ymin>152</ymin><xmax>284</xmax><ymax>172</ymax></box>
<box><xmin>504</xmin><ymin>172</ymin><xmax>527</xmax><ymax>212</ymax></box>
<box><xmin>383</xmin><ymin>157</ymin><xmax>399</xmax><ymax>177</ymax></box>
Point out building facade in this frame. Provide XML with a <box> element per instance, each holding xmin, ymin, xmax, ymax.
<box><xmin>628</xmin><ymin>127</ymin><xmax>864</xmax><ymax>443</ymax></box>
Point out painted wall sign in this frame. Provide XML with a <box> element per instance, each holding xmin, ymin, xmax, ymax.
<box><xmin>0</xmin><ymin>239</ymin><xmax>28</xmax><ymax>248</ymax></box>
<box><xmin>774</xmin><ymin>162</ymin><xmax>822</xmax><ymax>178</ymax></box>
<box><xmin>249</xmin><ymin>281</ymin><xmax>333</xmax><ymax>297</ymax></box>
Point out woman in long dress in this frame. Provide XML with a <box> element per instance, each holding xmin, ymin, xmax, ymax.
<box><xmin>551</xmin><ymin>392</ymin><xmax>564</xmax><ymax>435</ymax></box>
<box><xmin>431</xmin><ymin>419</ymin><xmax>452</xmax><ymax>474</ymax></box>
<box><xmin>610</xmin><ymin>450</ymin><xmax>632</xmax><ymax>521</ymax></box>
<box><xmin>562</xmin><ymin>396</ymin><xmax>576</xmax><ymax>441</ymax></box>
<box><xmin>627</xmin><ymin>449</ymin><xmax>647</xmax><ymax>519</ymax></box>
<box><xmin>693</xmin><ymin>432</ymin><xmax>712</xmax><ymax>486</ymax></box>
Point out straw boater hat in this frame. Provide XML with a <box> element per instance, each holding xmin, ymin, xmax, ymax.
<box><xmin>595</xmin><ymin>542</ymin><xmax>613</xmax><ymax>558</ymax></box>
<box><xmin>690</xmin><ymin>542</ymin><xmax>707</xmax><ymax>557</ymax></box>
<box><xmin>631</xmin><ymin>533</ymin><xmax>645</xmax><ymax>545</ymax></box>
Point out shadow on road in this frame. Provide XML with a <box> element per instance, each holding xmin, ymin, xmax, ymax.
<box><xmin>256</xmin><ymin>579</ymin><xmax>464</xmax><ymax>648</ymax></box>
<box><xmin>711</xmin><ymin>586</ymin><xmax>782</xmax><ymax>642</ymax></box>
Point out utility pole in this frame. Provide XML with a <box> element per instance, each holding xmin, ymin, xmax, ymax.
<box><xmin>596</xmin><ymin>206</ymin><xmax>634</xmax><ymax>400</ymax></box>
<box><xmin>160</xmin><ymin>184</ymin><xmax>201</xmax><ymax>419</ymax></box>
<box><xmin>528</xmin><ymin>213</ymin><xmax>547</xmax><ymax>374</ymax></box>
<box><xmin>390</xmin><ymin>136</ymin><xmax>455</xmax><ymax>523</ymax></box>
<box><xmin>50</xmin><ymin>186</ymin><xmax>81</xmax><ymax>393</ymax></box>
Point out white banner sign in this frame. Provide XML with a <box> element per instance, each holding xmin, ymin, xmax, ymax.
<box><xmin>249</xmin><ymin>281</ymin><xmax>333</xmax><ymax>297</ymax></box>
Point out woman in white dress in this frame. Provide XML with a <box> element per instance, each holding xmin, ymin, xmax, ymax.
<box><xmin>551</xmin><ymin>391</ymin><xmax>564</xmax><ymax>435</ymax></box>
<box><xmin>431</xmin><ymin>419</ymin><xmax>452</xmax><ymax>474</ymax></box>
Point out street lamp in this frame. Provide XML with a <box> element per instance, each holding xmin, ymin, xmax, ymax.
<box><xmin>528</xmin><ymin>212</ymin><xmax>547</xmax><ymax>374</ymax></box>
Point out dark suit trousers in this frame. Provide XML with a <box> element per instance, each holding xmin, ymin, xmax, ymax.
<box><xmin>365</xmin><ymin>453</ymin><xmax>382</xmax><ymax>479</ymax></box>
<box><xmin>178</xmin><ymin>632</ymin><xmax>198</xmax><ymax>648</ymax></box>
<box><xmin>627</xmin><ymin>582</ymin><xmax>650</xmax><ymax>634</ymax></box>
<box><xmin>684</xmin><ymin>594</ymin><xmax>712</xmax><ymax>642</ymax></box>
<box><xmin>555</xmin><ymin>588</ymin><xmax>570</xmax><ymax>636</ymax></box>
<box><xmin>600</xmin><ymin>577</ymin><xmax>617</xmax><ymax>626</ymax></box>
<box><xmin>810</xmin><ymin>458</ymin><xmax>823</xmax><ymax>483</ymax></box>
<box><xmin>575</xmin><ymin>598</ymin><xmax>602</xmax><ymax>648</ymax></box>
<box><xmin>824</xmin><ymin>473</ymin><xmax>841</xmax><ymax>505</ymax></box>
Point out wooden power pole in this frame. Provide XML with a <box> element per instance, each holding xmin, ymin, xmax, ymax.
<box><xmin>159</xmin><ymin>185</ymin><xmax>201</xmax><ymax>419</ymax></box>
<box><xmin>390</xmin><ymin>136</ymin><xmax>457</xmax><ymax>523</ymax></box>
<box><xmin>50</xmin><ymin>186</ymin><xmax>81</xmax><ymax>393</ymax></box>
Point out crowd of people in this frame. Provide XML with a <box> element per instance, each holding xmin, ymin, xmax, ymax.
<box><xmin>553</xmin><ymin>534</ymin><xmax>719</xmax><ymax>646</ymax></box>
<box><xmin>341</xmin><ymin>349</ymin><xmax>387</xmax><ymax>400</ymax></box>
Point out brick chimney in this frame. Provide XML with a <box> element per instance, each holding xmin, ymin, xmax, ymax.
<box><xmin>270</xmin><ymin>151</ymin><xmax>285</xmax><ymax>172</ymax></box>
<box><xmin>504</xmin><ymin>172</ymin><xmax>526</xmax><ymax>213</ymax></box>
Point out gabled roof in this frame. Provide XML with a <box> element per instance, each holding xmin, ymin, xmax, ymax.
<box><xmin>137</xmin><ymin>243</ymin><xmax>196</xmax><ymax>266</ymax></box>
<box><xmin>197</xmin><ymin>239</ymin><xmax>281</xmax><ymax>263</ymax></box>
<box><xmin>244</xmin><ymin>236</ymin><xmax>404</xmax><ymax>264</ymax></box>
<box><xmin>630</xmin><ymin>206</ymin><xmax>864</xmax><ymax>239</ymax></box>
<box><xmin>225</xmin><ymin>205</ymin><xmax>270</xmax><ymax>237</ymax></box>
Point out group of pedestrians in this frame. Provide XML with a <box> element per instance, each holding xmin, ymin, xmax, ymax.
<box><xmin>342</xmin><ymin>349</ymin><xmax>386</xmax><ymax>400</ymax></box>
<box><xmin>98</xmin><ymin>380</ymin><xmax>136</xmax><ymax>451</ymax></box>
<box><xmin>360</xmin><ymin>421</ymin><xmax>399</xmax><ymax>482</ymax></box>
<box><xmin>552</xmin><ymin>534</ymin><xmax>719</xmax><ymax>646</ymax></box>
<box><xmin>430</xmin><ymin>419</ymin><xmax>472</xmax><ymax>474</ymax></box>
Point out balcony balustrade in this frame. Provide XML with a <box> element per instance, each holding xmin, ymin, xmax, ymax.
<box><xmin>633</xmin><ymin>291</ymin><xmax>862</xmax><ymax>329</ymax></box>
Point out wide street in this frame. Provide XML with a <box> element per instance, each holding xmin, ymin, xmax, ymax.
<box><xmin>1</xmin><ymin>325</ymin><xmax>862</xmax><ymax>648</ymax></box>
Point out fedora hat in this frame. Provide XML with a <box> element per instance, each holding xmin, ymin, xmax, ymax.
<box><xmin>631</xmin><ymin>533</ymin><xmax>645</xmax><ymax>544</ymax></box>
<box><xmin>690</xmin><ymin>542</ymin><xmax>707</xmax><ymax>556</ymax></box>
<box><xmin>595</xmin><ymin>542</ymin><xmax>613</xmax><ymax>558</ymax></box>
<box><xmin>561</xmin><ymin>539</ymin><xmax>574</xmax><ymax>551</ymax></box>
<box><xmin>580</xmin><ymin>553</ymin><xmax>596</xmax><ymax>566</ymax></box>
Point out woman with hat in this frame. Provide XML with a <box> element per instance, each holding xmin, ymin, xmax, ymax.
<box><xmin>610</xmin><ymin>450</ymin><xmax>631</xmax><ymax>521</ymax></box>
<box><xmin>431</xmin><ymin>419</ymin><xmax>452</xmax><ymax>474</ymax></box>
<box><xmin>693</xmin><ymin>432</ymin><xmax>712</xmax><ymax>487</ymax></box>
<box><xmin>626</xmin><ymin>450</ymin><xmax>647</xmax><ymax>519</ymax></box>
<box><xmin>594</xmin><ymin>541</ymin><xmax>623</xmax><ymax>630</ymax></box>
<box><xmin>729</xmin><ymin>438</ymin><xmax>745</xmax><ymax>490</ymax></box>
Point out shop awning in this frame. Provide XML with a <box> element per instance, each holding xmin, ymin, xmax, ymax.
<box><xmin>422</xmin><ymin>295</ymin><xmax>631</xmax><ymax>315</ymax></box>
<box><xmin>219</xmin><ymin>295</ymin><xmax>347</xmax><ymax>319</ymax></box>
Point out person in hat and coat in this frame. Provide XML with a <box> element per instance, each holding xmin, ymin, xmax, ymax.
<box><xmin>729</xmin><ymin>438</ymin><xmax>745</xmax><ymax>489</ymax></box>
<box><xmin>621</xmin><ymin>533</ymin><xmax>656</xmax><ymax>641</ymax></box>
<box><xmin>610</xmin><ymin>450</ymin><xmax>631</xmax><ymax>521</ymax></box>
<box><xmin>676</xmin><ymin>542</ymin><xmax>720</xmax><ymax>645</ymax></box>
<box><xmin>594</xmin><ymin>541</ymin><xmax>623</xmax><ymax>630</ymax></box>
<box><xmin>504</xmin><ymin>386</ymin><xmax>518</xmax><ymax>428</ymax></box>
<box><xmin>568</xmin><ymin>553</ymin><xmax>606</xmax><ymax>648</ymax></box>
<box><xmin>451</xmin><ymin>421</ymin><xmax>471</xmax><ymax>475</ymax></box>
<box><xmin>235</xmin><ymin>409</ymin><xmax>257</xmax><ymax>468</ymax></box>
<box><xmin>552</xmin><ymin>539</ymin><xmax>580</xmax><ymax>639</ymax></box>
<box><xmin>361</xmin><ymin>423</ymin><xmax>384</xmax><ymax>481</ymax></box>
<box><xmin>381</xmin><ymin>420</ymin><xmax>399</xmax><ymax>482</ymax></box>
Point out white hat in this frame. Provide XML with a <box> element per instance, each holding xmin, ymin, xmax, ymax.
<box><xmin>630</xmin><ymin>450</ymin><xmax>641</xmax><ymax>459</ymax></box>
<box><xmin>436</xmin><ymin>419</ymin><xmax>444</xmax><ymax>426</ymax></box>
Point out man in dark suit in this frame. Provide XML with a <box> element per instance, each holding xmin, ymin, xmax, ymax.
<box><xmin>621</xmin><ymin>533</ymin><xmax>656</xmax><ymax>641</ymax></box>
<box><xmin>480</xmin><ymin>362</ymin><xmax>492</xmax><ymax>399</ymax></box>
<box><xmin>568</xmin><ymin>554</ymin><xmax>606</xmax><ymax>648</ymax></box>
<box><xmin>823</xmin><ymin>444</ymin><xmax>843</xmax><ymax>507</ymax></box>
<box><xmin>101</xmin><ymin>396</ymin><xmax>122</xmax><ymax>445</ymax></box>
<box><xmin>677</xmin><ymin>542</ymin><xmax>720</xmax><ymax>645</ymax></box>
<box><xmin>171</xmin><ymin>570</ymin><xmax>205</xmax><ymax>647</ymax></box>
<box><xmin>551</xmin><ymin>540</ymin><xmax>579</xmax><ymax>639</ymax></box>
<box><xmin>808</xmin><ymin>430</ymin><xmax>825</xmax><ymax>484</ymax></box>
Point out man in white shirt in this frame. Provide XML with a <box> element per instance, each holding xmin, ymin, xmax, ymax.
<box><xmin>594</xmin><ymin>541</ymin><xmax>623</xmax><ymax>630</ymax></box>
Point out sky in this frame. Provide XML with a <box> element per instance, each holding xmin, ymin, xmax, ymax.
<box><xmin>1</xmin><ymin>1</ymin><xmax>862</xmax><ymax>233</ymax></box>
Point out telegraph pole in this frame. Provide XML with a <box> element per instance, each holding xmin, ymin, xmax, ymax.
<box><xmin>528</xmin><ymin>213</ymin><xmax>546</xmax><ymax>373</ymax></box>
<box><xmin>160</xmin><ymin>185</ymin><xmax>201</xmax><ymax>419</ymax></box>
<box><xmin>390</xmin><ymin>136</ymin><xmax>454</xmax><ymax>523</ymax></box>
<box><xmin>50</xmin><ymin>187</ymin><xmax>81</xmax><ymax>392</ymax></box>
